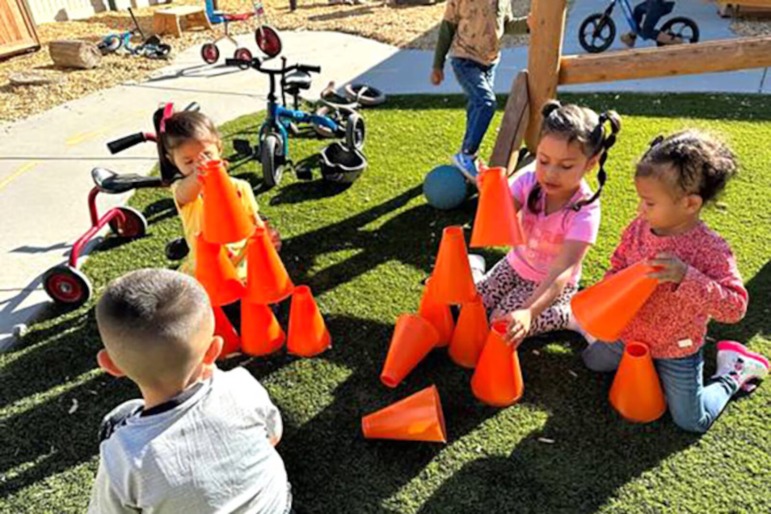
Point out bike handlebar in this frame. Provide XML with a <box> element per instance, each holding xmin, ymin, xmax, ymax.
<box><xmin>107</xmin><ymin>132</ymin><xmax>156</xmax><ymax>154</ymax></box>
<box><xmin>224</xmin><ymin>57</ymin><xmax>321</xmax><ymax>76</ymax></box>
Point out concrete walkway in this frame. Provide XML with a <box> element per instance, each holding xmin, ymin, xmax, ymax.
<box><xmin>0</xmin><ymin>1</ymin><xmax>768</xmax><ymax>348</ymax></box>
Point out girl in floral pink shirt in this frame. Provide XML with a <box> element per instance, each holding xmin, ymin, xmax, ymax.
<box><xmin>582</xmin><ymin>130</ymin><xmax>769</xmax><ymax>433</ymax></box>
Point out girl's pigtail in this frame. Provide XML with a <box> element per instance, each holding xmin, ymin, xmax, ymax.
<box><xmin>573</xmin><ymin>110</ymin><xmax>621</xmax><ymax>211</ymax></box>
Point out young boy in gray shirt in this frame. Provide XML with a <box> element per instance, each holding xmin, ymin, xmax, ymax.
<box><xmin>89</xmin><ymin>269</ymin><xmax>290</xmax><ymax>514</ymax></box>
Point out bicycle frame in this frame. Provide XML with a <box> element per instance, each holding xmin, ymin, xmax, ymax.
<box><xmin>602</xmin><ymin>0</ymin><xmax>640</xmax><ymax>33</ymax></box>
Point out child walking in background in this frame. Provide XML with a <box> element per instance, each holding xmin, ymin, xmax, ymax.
<box><xmin>89</xmin><ymin>269</ymin><xmax>291</xmax><ymax>513</ymax></box>
<box><xmin>474</xmin><ymin>100</ymin><xmax>621</xmax><ymax>345</ymax></box>
<box><xmin>581</xmin><ymin>131</ymin><xmax>768</xmax><ymax>433</ymax></box>
<box><xmin>431</xmin><ymin>0</ymin><xmax>530</xmax><ymax>181</ymax></box>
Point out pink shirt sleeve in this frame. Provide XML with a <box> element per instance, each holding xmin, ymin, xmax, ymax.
<box><xmin>564</xmin><ymin>200</ymin><xmax>601</xmax><ymax>244</ymax></box>
<box><xmin>510</xmin><ymin>170</ymin><xmax>536</xmax><ymax>206</ymax></box>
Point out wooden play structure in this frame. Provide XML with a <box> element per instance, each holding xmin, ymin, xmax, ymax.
<box><xmin>490</xmin><ymin>0</ymin><xmax>771</xmax><ymax>173</ymax></box>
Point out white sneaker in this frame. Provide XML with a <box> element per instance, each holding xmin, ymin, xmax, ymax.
<box><xmin>714</xmin><ymin>340</ymin><xmax>769</xmax><ymax>393</ymax></box>
<box><xmin>468</xmin><ymin>254</ymin><xmax>486</xmax><ymax>283</ymax></box>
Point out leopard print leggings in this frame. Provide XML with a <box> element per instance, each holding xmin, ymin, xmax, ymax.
<box><xmin>475</xmin><ymin>258</ymin><xmax>577</xmax><ymax>337</ymax></box>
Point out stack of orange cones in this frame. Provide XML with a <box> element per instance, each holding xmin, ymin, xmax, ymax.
<box><xmin>213</xmin><ymin>305</ymin><xmax>241</xmax><ymax>358</ymax></box>
<box><xmin>470</xmin><ymin>167</ymin><xmax>523</xmax><ymax>248</ymax></box>
<box><xmin>246</xmin><ymin>227</ymin><xmax>294</xmax><ymax>304</ymax></box>
<box><xmin>417</xmin><ymin>278</ymin><xmax>455</xmax><ymax>347</ymax></box>
<box><xmin>448</xmin><ymin>295</ymin><xmax>489</xmax><ymax>368</ymax></box>
<box><xmin>471</xmin><ymin>321</ymin><xmax>524</xmax><ymax>407</ymax></box>
<box><xmin>571</xmin><ymin>261</ymin><xmax>660</xmax><ymax>341</ymax></box>
<box><xmin>609</xmin><ymin>342</ymin><xmax>667</xmax><ymax>423</ymax></box>
<box><xmin>197</xmin><ymin>160</ymin><xmax>255</xmax><ymax>244</ymax></box>
<box><xmin>287</xmin><ymin>286</ymin><xmax>332</xmax><ymax>357</ymax></box>
<box><xmin>195</xmin><ymin>234</ymin><xmax>245</xmax><ymax>306</ymax></box>
<box><xmin>430</xmin><ymin>226</ymin><xmax>476</xmax><ymax>304</ymax></box>
<box><xmin>361</xmin><ymin>385</ymin><xmax>447</xmax><ymax>443</ymax></box>
<box><xmin>380</xmin><ymin>314</ymin><xmax>440</xmax><ymax>388</ymax></box>
<box><xmin>241</xmin><ymin>302</ymin><xmax>285</xmax><ymax>357</ymax></box>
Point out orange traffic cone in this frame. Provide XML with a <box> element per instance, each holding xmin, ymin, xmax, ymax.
<box><xmin>418</xmin><ymin>278</ymin><xmax>455</xmax><ymax>347</ymax></box>
<box><xmin>213</xmin><ymin>305</ymin><xmax>241</xmax><ymax>358</ymax></box>
<box><xmin>197</xmin><ymin>160</ymin><xmax>255</xmax><ymax>244</ymax></box>
<box><xmin>471</xmin><ymin>321</ymin><xmax>524</xmax><ymax>407</ymax></box>
<box><xmin>195</xmin><ymin>234</ymin><xmax>245</xmax><ymax>306</ymax></box>
<box><xmin>448</xmin><ymin>295</ymin><xmax>489</xmax><ymax>368</ymax></box>
<box><xmin>609</xmin><ymin>342</ymin><xmax>667</xmax><ymax>423</ymax></box>
<box><xmin>571</xmin><ymin>261</ymin><xmax>659</xmax><ymax>342</ymax></box>
<box><xmin>361</xmin><ymin>385</ymin><xmax>447</xmax><ymax>443</ymax></box>
<box><xmin>380</xmin><ymin>314</ymin><xmax>440</xmax><ymax>388</ymax></box>
<box><xmin>470</xmin><ymin>167</ymin><xmax>523</xmax><ymax>248</ymax></box>
<box><xmin>241</xmin><ymin>302</ymin><xmax>285</xmax><ymax>357</ymax></box>
<box><xmin>245</xmin><ymin>226</ymin><xmax>294</xmax><ymax>304</ymax></box>
<box><xmin>287</xmin><ymin>286</ymin><xmax>331</xmax><ymax>357</ymax></box>
<box><xmin>431</xmin><ymin>226</ymin><xmax>476</xmax><ymax>304</ymax></box>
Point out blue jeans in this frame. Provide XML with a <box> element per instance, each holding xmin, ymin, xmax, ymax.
<box><xmin>633</xmin><ymin>0</ymin><xmax>673</xmax><ymax>40</ymax></box>
<box><xmin>582</xmin><ymin>342</ymin><xmax>738</xmax><ymax>433</ymax></box>
<box><xmin>450</xmin><ymin>57</ymin><xmax>497</xmax><ymax>156</ymax></box>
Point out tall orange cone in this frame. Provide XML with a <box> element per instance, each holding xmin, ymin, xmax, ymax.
<box><xmin>245</xmin><ymin>226</ymin><xmax>294</xmax><ymax>303</ymax></box>
<box><xmin>571</xmin><ymin>261</ymin><xmax>659</xmax><ymax>341</ymax></box>
<box><xmin>431</xmin><ymin>226</ymin><xmax>476</xmax><ymax>304</ymax></box>
<box><xmin>197</xmin><ymin>160</ymin><xmax>255</xmax><ymax>244</ymax></box>
<box><xmin>470</xmin><ymin>167</ymin><xmax>523</xmax><ymax>248</ymax></box>
<box><xmin>448</xmin><ymin>295</ymin><xmax>489</xmax><ymax>368</ymax></box>
<box><xmin>241</xmin><ymin>302</ymin><xmax>285</xmax><ymax>357</ymax></box>
<box><xmin>471</xmin><ymin>321</ymin><xmax>524</xmax><ymax>407</ymax></box>
<box><xmin>287</xmin><ymin>286</ymin><xmax>331</xmax><ymax>357</ymax></box>
<box><xmin>213</xmin><ymin>305</ymin><xmax>241</xmax><ymax>358</ymax></box>
<box><xmin>609</xmin><ymin>342</ymin><xmax>667</xmax><ymax>423</ymax></box>
<box><xmin>418</xmin><ymin>278</ymin><xmax>455</xmax><ymax>347</ymax></box>
<box><xmin>380</xmin><ymin>314</ymin><xmax>440</xmax><ymax>388</ymax></box>
<box><xmin>195</xmin><ymin>234</ymin><xmax>245</xmax><ymax>306</ymax></box>
<box><xmin>361</xmin><ymin>385</ymin><xmax>447</xmax><ymax>443</ymax></box>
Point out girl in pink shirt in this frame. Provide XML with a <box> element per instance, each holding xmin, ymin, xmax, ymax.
<box><xmin>475</xmin><ymin>101</ymin><xmax>621</xmax><ymax>344</ymax></box>
<box><xmin>582</xmin><ymin>130</ymin><xmax>769</xmax><ymax>433</ymax></box>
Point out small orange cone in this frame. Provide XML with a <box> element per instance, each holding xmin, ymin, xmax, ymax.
<box><xmin>197</xmin><ymin>160</ymin><xmax>255</xmax><ymax>244</ymax></box>
<box><xmin>471</xmin><ymin>321</ymin><xmax>524</xmax><ymax>407</ymax></box>
<box><xmin>431</xmin><ymin>226</ymin><xmax>476</xmax><ymax>304</ymax></box>
<box><xmin>287</xmin><ymin>285</ymin><xmax>331</xmax><ymax>357</ymax></box>
<box><xmin>241</xmin><ymin>302</ymin><xmax>285</xmax><ymax>357</ymax></box>
<box><xmin>361</xmin><ymin>385</ymin><xmax>447</xmax><ymax>443</ymax></box>
<box><xmin>213</xmin><ymin>305</ymin><xmax>241</xmax><ymax>358</ymax></box>
<box><xmin>418</xmin><ymin>278</ymin><xmax>455</xmax><ymax>347</ymax></box>
<box><xmin>571</xmin><ymin>261</ymin><xmax>659</xmax><ymax>342</ymax></box>
<box><xmin>195</xmin><ymin>234</ymin><xmax>245</xmax><ymax>306</ymax></box>
<box><xmin>245</xmin><ymin>226</ymin><xmax>294</xmax><ymax>304</ymax></box>
<box><xmin>380</xmin><ymin>314</ymin><xmax>440</xmax><ymax>388</ymax></box>
<box><xmin>448</xmin><ymin>295</ymin><xmax>489</xmax><ymax>368</ymax></box>
<box><xmin>470</xmin><ymin>167</ymin><xmax>523</xmax><ymax>248</ymax></box>
<box><xmin>609</xmin><ymin>342</ymin><xmax>667</xmax><ymax>423</ymax></box>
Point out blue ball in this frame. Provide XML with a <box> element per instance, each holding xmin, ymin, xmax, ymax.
<box><xmin>423</xmin><ymin>165</ymin><xmax>470</xmax><ymax>210</ymax></box>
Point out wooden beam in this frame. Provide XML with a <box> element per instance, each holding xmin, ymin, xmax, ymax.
<box><xmin>490</xmin><ymin>70</ymin><xmax>529</xmax><ymax>174</ymax></box>
<box><xmin>524</xmin><ymin>0</ymin><xmax>568</xmax><ymax>152</ymax></box>
<box><xmin>559</xmin><ymin>36</ymin><xmax>771</xmax><ymax>85</ymax></box>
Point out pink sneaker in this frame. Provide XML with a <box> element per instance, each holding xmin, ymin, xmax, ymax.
<box><xmin>714</xmin><ymin>340</ymin><xmax>769</xmax><ymax>393</ymax></box>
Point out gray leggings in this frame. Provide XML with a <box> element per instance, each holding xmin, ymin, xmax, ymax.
<box><xmin>475</xmin><ymin>258</ymin><xmax>577</xmax><ymax>337</ymax></box>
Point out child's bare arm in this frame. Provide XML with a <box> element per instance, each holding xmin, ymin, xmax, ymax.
<box><xmin>173</xmin><ymin>171</ymin><xmax>203</xmax><ymax>207</ymax></box>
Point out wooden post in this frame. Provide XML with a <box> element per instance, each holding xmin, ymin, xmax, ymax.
<box><xmin>559</xmin><ymin>36</ymin><xmax>771</xmax><ymax>85</ymax></box>
<box><xmin>490</xmin><ymin>70</ymin><xmax>529</xmax><ymax>174</ymax></box>
<box><xmin>524</xmin><ymin>0</ymin><xmax>568</xmax><ymax>152</ymax></box>
<box><xmin>49</xmin><ymin>40</ymin><xmax>101</xmax><ymax>69</ymax></box>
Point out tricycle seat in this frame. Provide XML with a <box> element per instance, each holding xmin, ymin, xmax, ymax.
<box><xmin>283</xmin><ymin>71</ymin><xmax>312</xmax><ymax>93</ymax></box>
<box><xmin>92</xmin><ymin>167</ymin><xmax>164</xmax><ymax>194</ymax></box>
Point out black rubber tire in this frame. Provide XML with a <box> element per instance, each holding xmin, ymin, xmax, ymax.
<box><xmin>201</xmin><ymin>43</ymin><xmax>219</xmax><ymax>64</ymax></box>
<box><xmin>578</xmin><ymin>14</ymin><xmax>616</xmax><ymax>54</ymax></box>
<box><xmin>43</xmin><ymin>265</ymin><xmax>92</xmax><ymax>307</ymax></box>
<box><xmin>261</xmin><ymin>133</ymin><xmax>283</xmax><ymax>188</ymax></box>
<box><xmin>165</xmin><ymin>237</ymin><xmax>190</xmax><ymax>261</ymax></box>
<box><xmin>345</xmin><ymin>112</ymin><xmax>366</xmax><ymax>151</ymax></box>
<box><xmin>256</xmin><ymin>25</ymin><xmax>282</xmax><ymax>58</ymax></box>
<box><xmin>108</xmin><ymin>207</ymin><xmax>148</xmax><ymax>239</ymax></box>
<box><xmin>658</xmin><ymin>17</ymin><xmax>699</xmax><ymax>45</ymax></box>
<box><xmin>344</xmin><ymin>84</ymin><xmax>386</xmax><ymax>107</ymax></box>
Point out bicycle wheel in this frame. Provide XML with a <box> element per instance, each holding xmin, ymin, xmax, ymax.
<box><xmin>658</xmin><ymin>17</ymin><xmax>699</xmax><ymax>45</ymax></box>
<box><xmin>578</xmin><ymin>14</ymin><xmax>616</xmax><ymax>54</ymax></box>
<box><xmin>344</xmin><ymin>84</ymin><xmax>386</xmax><ymax>107</ymax></box>
<box><xmin>345</xmin><ymin>113</ymin><xmax>366</xmax><ymax>151</ymax></box>
<box><xmin>256</xmin><ymin>25</ymin><xmax>282</xmax><ymax>58</ymax></box>
<box><xmin>261</xmin><ymin>133</ymin><xmax>284</xmax><ymax>188</ymax></box>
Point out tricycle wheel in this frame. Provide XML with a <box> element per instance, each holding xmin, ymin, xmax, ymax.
<box><xmin>108</xmin><ymin>207</ymin><xmax>148</xmax><ymax>239</ymax></box>
<box><xmin>256</xmin><ymin>25</ymin><xmax>282</xmax><ymax>58</ymax></box>
<box><xmin>201</xmin><ymin>43</ymin><xmax>219</xmax><ymax>64</ymax></box>
<box><xmin>43</xmin><ymin>265</ymin><xmax>92</xmax><ymax>307</ymax></box>
<box><xmin>312</xmin><ymin>105</ymin><xmax>338</xmax><ymax>138</ymax></box>
<box><xmin>234</xmin><ymin>47</ymin><xmax>253</xmax><ymax>68</ymax></box>
<box><xmin>261</xmin><ymin>133</ymin><xmax>284</xmax><ymax>189</ymax></box>
<box><xmin>345</xmin><ymin>113</ymin><xmax>366</xmax><ymax>151</ymax></box>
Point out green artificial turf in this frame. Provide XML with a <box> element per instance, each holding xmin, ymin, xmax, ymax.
<box><xmin>1</xmin><ymin>93</ymin><xmax>769</xmax><ymax>513</ymax></box>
